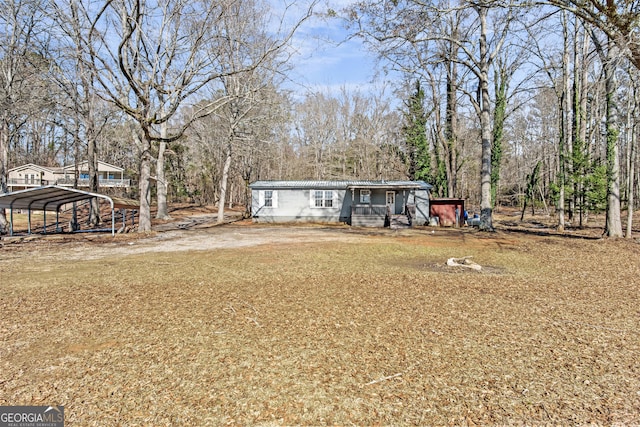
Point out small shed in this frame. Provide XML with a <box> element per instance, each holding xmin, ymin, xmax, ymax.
<box><xmin>429</xmin><ymin>198</ymin><xmax>465</xmax><ymax>227</ymax></box>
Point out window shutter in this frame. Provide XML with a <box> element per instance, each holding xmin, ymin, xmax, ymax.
<box><xmin>259</xmin><ymin>190</ymin><xmax>265</xmax><ymax>207</ymax></box>
<box><xmin>272</xmin><ymin>190</ymin><xmax>278</xmax><ymax>208</ymax></box>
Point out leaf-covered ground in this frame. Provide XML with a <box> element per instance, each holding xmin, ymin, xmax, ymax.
<box><xmin>1</xmin><ymin>212</ymin><xmax>639</xmax><ymax>425</ymax></box>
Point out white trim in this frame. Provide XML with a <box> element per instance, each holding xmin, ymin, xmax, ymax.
<box><xmin>310</xmin><ymin>189</ymin><xmax>334</xmax><ymax>208</ymax></box>
<box><xmin>259</xmin><ymin>190</ymin><xmax>277</xmax><ymax>208</ymax></box>
<box><xmin>360</xmin><ymin>189</ymin><xmax>371</xmax><ymax>204</ymax></box>
<box><xmin>386</xmin><ymin>191</ymin><xmax>396</xmax><ymax>214</ymax></box>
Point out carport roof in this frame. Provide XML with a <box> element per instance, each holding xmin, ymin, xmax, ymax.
<box><xmin>0</xmin><ymin>185</ymin><xmax>117</xmax><ymax>211</ymax></box>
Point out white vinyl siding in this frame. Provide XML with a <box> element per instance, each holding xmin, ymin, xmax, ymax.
<box><xmin>310</xmin><ymin>190</ymin><xmax>334</xmax><ymax>208</ymax></box>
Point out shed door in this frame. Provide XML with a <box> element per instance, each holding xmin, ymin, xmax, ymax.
<box><xmin>386</xmin><ymin>191</ymin><xmax>396</xmax><ymax>215</ymax></box>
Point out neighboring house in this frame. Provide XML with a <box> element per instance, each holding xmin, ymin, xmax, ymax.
<box><xmin>7</xmin><ymin>161</ymin><xmax>131</xmax><ymax>191</ymax></box>
<box><xmin>250</xmin><ymin>180</ymin><xmax>431</xmax><ymax>227</ymax></box>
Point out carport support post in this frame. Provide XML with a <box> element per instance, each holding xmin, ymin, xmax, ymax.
<box><xmin>56</xmin><ymin>208</ymin><xmax>60</xmax><ymax>232</ymax></box>
<box><xmin>43</xmin><ymin>209</ymin><xmax>47</xmax><ymax>234</ymax></box>
<box><xmin>9</xmin><ymin>208</ymin><xmax>14</xmax><ymax>236</ymax></box>
<box><xmin>28</xmin><ymin>209</ymin><xmax>31</xmax><ymax>234</ymax></box>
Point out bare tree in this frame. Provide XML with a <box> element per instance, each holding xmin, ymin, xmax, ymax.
<box><xmin>0</xmin><ymin>0</ymin><xmax>47</xmax><ymax>233</ymax></box>
<box><xmin>625</xmin><ymin>65</ymin><xmax>637</xmax><ymax>237</ymax></box>
<box><xmin>50</xmin><ymin>0</ymin><xmax>121</xmax><ymax>226</ymax></box>
<box><xmin>211</xmin><ymin>0</ymin><xmax>298</xmax><ymax>224</ymax></box>
<box><xmin>71</xmin><ymin>0</ymin><xmax>312</xmax><ymax>232</ymax></box>
<box><xmin>591</xmin><ymin>32</ymin><xmax>624</xmax><ymax>237</ymax></box>
<box><xmin>346</xmin><ymin>0</ymin><xmax>527</xmax><ymax>230</ymax></box>
<box><xmin>545</xmin><ymin>1</ymin><xmax>640</xmax><ymax>69</ymax></box>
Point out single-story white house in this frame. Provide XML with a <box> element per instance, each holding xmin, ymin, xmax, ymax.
<box><xmin>249</xmin><ymin>180</ymin><xmax>431</xmax><ymax>227</ymax></box>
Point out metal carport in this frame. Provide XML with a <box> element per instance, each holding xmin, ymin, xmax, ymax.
<box><xmin>0</xmin><ymin>185</ymin><xmax>116</xmax><ymax>236</ymax></box>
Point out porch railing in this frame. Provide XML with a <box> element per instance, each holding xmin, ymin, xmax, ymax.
<box><xmin>351</xmin><ymin>204</ymin><xmax>389</xmax><ymax>227</ymax></box>
<box><xmin>351</xmin><ymin>204</ymin><xmax>388</xmax><ymax>216</ymax></box>
<box><xmin>9</xmin><ymin>177</ymin><xmax>130</xmax><ymax>187</ymax></box>
<box><xmin>54</xmin><ymin>178</ymin><xmax>131</xmax><ymax>187</ymax></box>
<box><xmin>8</xmin><ymin>178</ymin><xmax>51</xmax><ymax>186</ymax></box>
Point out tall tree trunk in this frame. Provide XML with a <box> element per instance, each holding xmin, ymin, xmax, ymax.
<box><xmin>0</xmin><ymin>118</ymin><xmax>8</xmax><ymax>234</ymax></box>
<box><xmin>627</xmin><ymin>128</ymin><xmax>635</xmax><ymax>238</ymax></box>
<box><xmin>76</xmin><ymin>38</ymin><xmax>101</xmax><ymax>227</ymax></box>
<box><xmin>626</xmin><ymin>78</ymin><xmax>639</xmax><ymax>238</ymax></box>
<box><xmin>217</xmin><ymin>139</ymin><xmax>232</xmax><ymax>224</ymax></box>
<box><xmin>138</xmin><ymin>132</ymin><xmax>153</xmax><ymax>232</ymax></box>
<box><xmin>445</xmin><ymin>40</ymin><xmax>458</xmax><ymax>197</ymax></box>
<box><xmin>603</xmin><ymin>43</ymin><xmax>623</xmax><ymax>237</ymax></box>
<box><xmin>573</xmin><ymin>25</ymin><xmax>590</xmax><ymax>227</ymax></box>
<box><xmin>155</xmin><ymin>111</ymin><xmax>171</xmax><ymax>220</ymax></box>
<box><xmin>155</xmin><ymin>137</ymin><xmax>170</xmax><ymax>219</ymax></box>
<box><xmin>558</xmin><ymin>12</ymin><xmax>571</xmax><ymax>231</ymax></box>
<box><xmin>491</xmin><ymin>64</ymin><xmax>507</xmax><ymax>209</ymax></box>
<box><xmin>478</xmin><ymin>6</ymin><xmax>494</xmax><ymax>231</ymax></box>
<box><xmin>87</xmin><ymin>122</ymin><xmax>100</xmax><ymax>226</ymax></box>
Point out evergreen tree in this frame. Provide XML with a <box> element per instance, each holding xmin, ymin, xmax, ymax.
<box><xmin>402</xmin><ymin>81</ymin><xmax>430</xmax><ymax>181</ymax></box>
<box><xmin>584</xmin><ymin>160</ymin><xmax>608</xmax><ymax>214</ymax></box>
<box><xmin>432</xmin><ymin>139</ymin><xmax>449</xmax><ymax>197</ymax></box>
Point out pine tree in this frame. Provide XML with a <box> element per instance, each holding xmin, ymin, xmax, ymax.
<box><xmin>402</xmin><ymin>81</ymin><xmax>430</xmax><ymax>181</ymax></box>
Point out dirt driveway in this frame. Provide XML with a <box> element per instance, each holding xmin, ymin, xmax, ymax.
<box><xmin>0</xmin><ymin>214</ymin><xmax>401</xmax><ymax>261</ymax></box>
<box><xmin>1</xmin><ymin>221</ymin><xmax>481</xmax><ymax>265</ymax></box>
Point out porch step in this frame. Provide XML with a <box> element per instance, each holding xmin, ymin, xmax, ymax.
<box><xmin>390</xmin><ymin>214</ymin><xmax>411</xmax><ymax>229</ymax></box>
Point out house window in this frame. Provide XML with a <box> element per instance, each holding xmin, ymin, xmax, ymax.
<box><xmin>264</xmin><ymin>190</ymin><xmax>274</xmax><ymax>207</ymax></box>
<box><xmin>360</xmin><ymin>189</ymin><xmax>371</xmax><ymax>204</ymax></box>
<box><xmin>259</xmin><ymin>190</ymin><xmax>277</xmax><ymax>208</ymax></box>
<box><xmin>312</xmin><ymin>190</ymin><xmax>333</xmax><ymax>208</ymax></box>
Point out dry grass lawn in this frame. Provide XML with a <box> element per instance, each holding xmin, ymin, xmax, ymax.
<box><xmin>1</xmin><ymin>210</ymin><xmax>639</xmax><ymax>425</ymax></box>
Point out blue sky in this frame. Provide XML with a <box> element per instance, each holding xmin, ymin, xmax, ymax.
<box><xmin>279</xmin><ymin>0</ymin><xmax>385</xmax><ymax>97</ymax></box>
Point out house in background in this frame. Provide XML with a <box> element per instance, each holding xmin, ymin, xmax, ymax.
<box><xmin>8</xmin><ymin>161</ymin><xmax>130</xmax><ymax>192</ymax></box>
<box><xmin>250</xmin><ymin>180</ymin><xmax>431</xmax><ymax>227</ymax></box>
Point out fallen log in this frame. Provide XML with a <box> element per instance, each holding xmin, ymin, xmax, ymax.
<box><xmin>446</xmin><ymin>256</ymin><xmax>482</xmax><ymax>271</ymax></box>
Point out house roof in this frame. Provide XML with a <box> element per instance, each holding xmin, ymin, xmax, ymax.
<box><xmin>62</xmin><ymin>160</ymin><xmax>124</xmax><ymax>172</ymax></box>
<box><xmin>8</xmin><ymin>163</ymin><xmax>64</xmax><ymax>174</ymax></box>
<box><xmin>250</xmin><ymin>180</ymin><xmax>432</xmax><ymax>190</ymax></box>
<box><xmin>9</xmin><ymin>160</ymin><xmax>126</xmax><ymax>175</ymax></box>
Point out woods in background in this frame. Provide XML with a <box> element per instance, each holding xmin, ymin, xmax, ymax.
<box><xmin>1</xmin><ymin>0</ymin><xmax>639</xmax><ymax>235</ymax></box>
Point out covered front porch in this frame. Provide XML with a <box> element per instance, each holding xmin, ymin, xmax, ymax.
<box><xmin>346</xmin><ymin>182</ymin><xmax>430</xmax><ymax>227</ymax></box>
